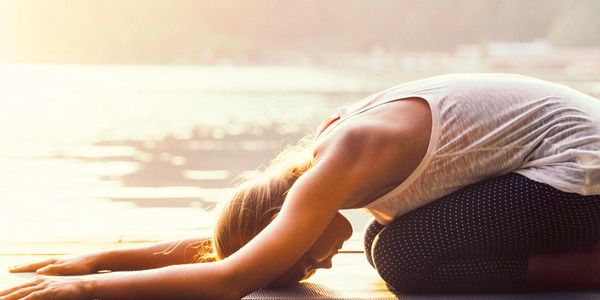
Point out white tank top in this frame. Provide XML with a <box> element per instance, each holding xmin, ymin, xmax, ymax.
<box><xmin>317</xmin><ymin>73</ymin><xmax>600</xmax><ymax>224</ymax></box>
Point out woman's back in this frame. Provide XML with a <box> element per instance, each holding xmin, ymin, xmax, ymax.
<box><xmin>319</xmin><ymin>73</ymin><xmax>600</xmax><ymax>223</ymax></box>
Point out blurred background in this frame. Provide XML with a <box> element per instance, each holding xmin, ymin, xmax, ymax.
<box><xmin>1</xmin><ymin>0</ymin><xmax>600</xmax><ymax>253</ymax></box>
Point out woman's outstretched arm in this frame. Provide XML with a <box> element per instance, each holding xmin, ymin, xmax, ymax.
<box><xmin>97</xmin><ymin>238</ymin><xmax>210</xmax><ymax>271</ymax></box>
<box><xmin>1</xmin><ymin>262</ymin><xmax>236</xmax><ymax>300</ymax></box>
<box><xmin>92</xmin><ymin>237</ymin><xmax>212</xmax><ymax>272</ymax></box>
<box><xmin>8</xmin><ymin>237</ymin><xmax>211</xmax><ymax>275</ymax></box>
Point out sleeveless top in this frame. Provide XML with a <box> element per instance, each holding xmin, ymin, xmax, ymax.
<box><xmin>316</xmin><ymin>73</ymin><xmax>600</xmax><ymax>224</ymax></box>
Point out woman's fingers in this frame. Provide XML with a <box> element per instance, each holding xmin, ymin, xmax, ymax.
<box><xmin>36</xmin><ymin>264</ymin><xmax>61</xmax><ymax>275</ymax></box>
<box><xmin>8</xmin><ymin>259</ymin><xmax>57</xmax><ymax>273</ymax></box>
<box><xmin>3</xmin><ymin>284</ymin><xmax>45</xmax><ymax>300</ymax></box>
<box><xmin>0</xmin><ymin>278</ymin><xmax>42</xmax><ymax>296</ymax></box>
<box><xmin>36</xmin><ymin>263</ymin><xmax>73</xmax><ymax>275</ymax></box>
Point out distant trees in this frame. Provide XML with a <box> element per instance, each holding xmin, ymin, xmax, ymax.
<box><xmin>0</xmin><ymin>0</ymin><xmax>598</xmax><ymax>63</ymax></box>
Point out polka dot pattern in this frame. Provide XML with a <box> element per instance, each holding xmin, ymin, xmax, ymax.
<box><xmin>363</xmin><ymin>173</ymin><xmax>600</xmax><ymax>294</ymax></box>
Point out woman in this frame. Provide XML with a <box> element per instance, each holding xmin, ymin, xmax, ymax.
<box><xmin>2</xmin><ymin>73</ymin><xmax>600</xmax><ymax>299</ymax></box>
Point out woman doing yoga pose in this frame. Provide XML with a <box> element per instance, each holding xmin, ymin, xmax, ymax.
<box><xmin>2</xmin><ymin>73</ymin><xmax>600</xmax><ymax>299</ymax></box>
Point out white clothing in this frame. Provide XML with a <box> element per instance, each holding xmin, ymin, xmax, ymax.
<box><xmin>318</xmin><ymin>73</ymin><xmax>600</xmax><ymax>224</ymax></box>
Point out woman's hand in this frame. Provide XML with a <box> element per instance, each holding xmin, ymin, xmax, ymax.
<box><xmin>8</xmin><ymin>254</ymin><xmax>98</xmax><ymax>276</ymax></box>
<box><xmin>0</xmin><ymin>276</ymin><xmax>93</xmax><ymax>300</ymax></box>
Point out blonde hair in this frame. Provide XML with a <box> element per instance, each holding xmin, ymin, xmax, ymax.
<box><xmin>197</xmin><ymin>134</ymin><xmax>316</xmax><ymax>262</ymax></box>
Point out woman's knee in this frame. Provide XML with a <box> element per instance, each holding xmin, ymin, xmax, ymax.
<box><xmin>370</xmin><ymin>223</ymin><xmax>438</xmax><ymax>293</ymax></box>
<box><xmin>363</xmin><ymin>219</ymin><xmax>385</xmax><ymax>268</ymax></box>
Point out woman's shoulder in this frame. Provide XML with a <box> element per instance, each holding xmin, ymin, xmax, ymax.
<box><xmin>314</xmin><ymin>98</ymin><xmax>431</xmax><ymax>156</ymax></box>
<box><xmin>311</xmin><ymin>98</ymin><xmax>432</xmax><ymax>207</ymax></box>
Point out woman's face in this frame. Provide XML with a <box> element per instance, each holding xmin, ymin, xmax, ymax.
<box><xmin>269</xmin><ymin>213</ymin><xmax>353</xmax><ymax>286</ymax></box>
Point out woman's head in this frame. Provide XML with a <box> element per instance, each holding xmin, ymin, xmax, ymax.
<box><xmin>210</xmin><ymin>134</ymin><xmax>315</xmax><ymax>261</ymax></box>
<box><xmin>211</xmin><ymin>172</ymin><xmax>298</xmax><ymax>260</ymax></box>
<box><xmin>202</xmin><ymin>134</ymin><xmax>352</xmax><ymax>284</ymax></box>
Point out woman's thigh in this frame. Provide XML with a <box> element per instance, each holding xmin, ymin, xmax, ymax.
<box><xmin>363</xmin><ymin>173</ymin><xmax>600</xmax><ymax>293</ymax></box>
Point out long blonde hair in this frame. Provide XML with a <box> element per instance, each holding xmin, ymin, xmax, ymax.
<box><xmin>197</xmin><ymin>134</ymin><xmax>316</xmax><ymax>262</ymax></box>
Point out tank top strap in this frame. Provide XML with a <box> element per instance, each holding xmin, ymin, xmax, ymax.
<box><xmin>315</xmin><ymin>114</ymin><xmax>341</xmax><ymax>137</ymax></box>
<box><xmin>315</xmin><ymin>85</ymin><xmax>418</xmax><ymax>139</ymax></box>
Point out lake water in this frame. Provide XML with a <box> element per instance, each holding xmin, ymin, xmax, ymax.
<box><xmin>1</xmin><ymin>64</ymin><xmax>599</xmax><ymax>249</ymax></box>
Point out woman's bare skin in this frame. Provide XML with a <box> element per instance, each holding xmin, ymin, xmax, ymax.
<box><xmin>7</xmin><ymin>238</ymin><xmax>210</xmax><ymax>276</ymax></box>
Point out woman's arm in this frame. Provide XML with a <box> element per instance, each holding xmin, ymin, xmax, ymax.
<box><xmin>1</xmin><ymin>262</ymin><xmax>236</xmax><ymax>300</ymax></box>
<box><xmin>9</xmin><ymin>237</ymin><xmax>211</xmax><ymax>275</ymax></box>
<box><xmin>90</xmin><ymin>262</ymin><xmax>237</xmax><ymax>300</ymax></box>
<box><xmin>93</xmin><ymin>237</ymin><xmax>212</xmax><ymax>272</ymax></box>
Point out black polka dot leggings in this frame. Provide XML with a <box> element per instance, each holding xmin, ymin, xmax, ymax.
<box><xmin>363</xmin><ymin>173</ymin><xmax>600</xmax><ymax>294</ymax></box>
